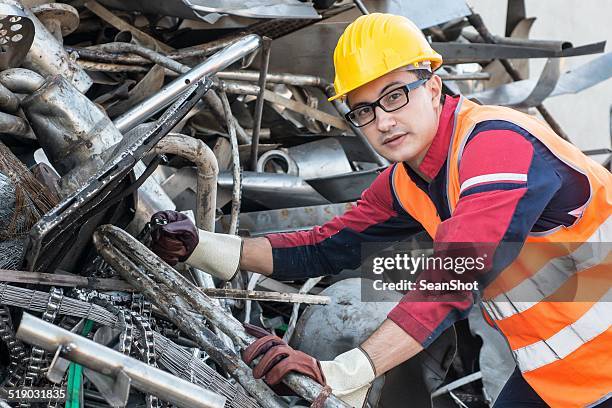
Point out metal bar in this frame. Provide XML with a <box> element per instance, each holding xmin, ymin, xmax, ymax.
<box><xmin>16</xmin><ymin>313</ymin><xmax>226</xmax><ymax>408</ymax></box>
<box><xmin>249</xmin><ymin>37</ymin><xmax>272</xmax><ymax>171</ymax></box>
<box><xmin>76</xmin><ymin>60</ymin><xmax>149</xmax><ymax>73</ymax></box>
<box><xmin>0</xmin><ymin>269</ymin><xmax>134</xmax><ymax>291</ymax></box>
<box><xmin>219</xmin><ymin>91</ymin><xmax>242</xmax><ymax>235</ymax></box>
<box><xmin>222</xmin><ymin>81</ymin><xmax>349</xmax><ymax>130</ymax></box>
<box><xmin>94</xmin><ymin>225</ymin><xmax>351</xmax><ymax>408</ymax></box>
<box><xmin>353</xmin><ymin>0</ymin><xmax>369</xmax><ymax>15</ymax></box>
<box><xmin>216</xmin><ymin>70</ymin><xmax>325</xmax><ymax>87</ymax></box>
<box><xmin>201</xmin><ymin>288</ymin><xmax>329</xmax><ymax>305</ymax></box>
<box><xmin>113</xmin><ymin>35</ymin><xmax>261</xmax><ymax>133</ymax></box>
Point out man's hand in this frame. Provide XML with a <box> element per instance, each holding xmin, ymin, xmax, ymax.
<box><xmin>242</xmin><ymin>324</ymin><xmax>375</xmax><ymax>407</ymax></box>
<box><xmin>243</xmin><ymin>335</ymin><xmax>326</xmax><ymax>386</ymax></box>
<box><xmin>150</xmin><ymin>210</ymin><xmax>199</xmax><ymax>266</ymax></box>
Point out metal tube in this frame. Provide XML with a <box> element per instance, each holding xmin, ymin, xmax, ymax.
<box><xmin>16</xmin><ymin>313</ymin><xmax>226</xmax><ymax>408</ymax></box>
<box><xmin>216</xmin><ymin>70</ymin><xmax>325</xmax><ymax>87</ymax></box>
<box><xmin>353</xmin><ymin>0</ymin><xmax>369</xmax><ymax>14</ymax></box>
<box><xmin>0</xmin><ymin>0</ymin><xmax>92</xmax><ymax>93</ymax></box>
<box><xmin>0</xmin><ymin>68</ymin><xmax>45</xmax><ymax>94</ymax></box>
<box><xmin>113</xmin><ymin>35</ymin><xmax>261</xmax><ymax>133</ymax></box>
<box><xmin>249</xmin><ymin>37</ymin><xmax>272</xmax><ymax>171</ymax></box>
<box><xmin>151</xmin><ymin>134</ymin><xmax>218</xmax><ymax>232</ymax></box>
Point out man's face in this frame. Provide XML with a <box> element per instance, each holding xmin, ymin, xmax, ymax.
<box><xmin>347</xmin><ymin>69</ymin><xmax>442</xmax><ymax>165</ymax></box>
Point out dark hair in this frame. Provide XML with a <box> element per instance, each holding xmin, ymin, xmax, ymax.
<box><xmin>412</xmin><ymin>69</ymin><xmax>433</xmax><ymax>80</ymax></box>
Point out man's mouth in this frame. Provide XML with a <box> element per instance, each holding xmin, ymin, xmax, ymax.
<box><xmin>382</xmin><ymin>133</ymin><xmax>407</xmax><ymax>146</ymax></box>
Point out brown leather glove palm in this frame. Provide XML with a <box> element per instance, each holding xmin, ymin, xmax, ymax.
<box><xmin>149</xmin><ymin>210</ymin><xmax>199</xmax><ymax>266</ymax></box>
<box><xmin>242</xmin><ymin>324</ymin><xmax>326</xmax><ymax>387</ymax></box>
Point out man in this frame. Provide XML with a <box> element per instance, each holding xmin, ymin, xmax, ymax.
<box><xmin>151</xmin><ymin>13</ymin><xmax>611</xmax><ymax>408</ymax></box>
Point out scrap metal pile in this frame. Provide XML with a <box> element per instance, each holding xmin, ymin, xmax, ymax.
<box><xmin>0</xmin><ymin>0</ymin><xmax>609</xmax><ymax>407</ymax></box>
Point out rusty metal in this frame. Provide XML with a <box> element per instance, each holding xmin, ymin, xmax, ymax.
<box><xmin>219</xmin><ymin>90</ymin><xmax>242</xmax><ymax>235</ymax></box>
<box><xmin>93</xmin><ymin>225</ymin><xmax>286</xmax><ymax>408</ymax></box>
<box><xmin>151</xmin><ymin>134</ymin><xmax>218</xmax><ymax>231</ymax></box>
<box><xmin>94</xmin><ymin>225</ymin><xmax>351</xmax><ymax>408</ymax></box>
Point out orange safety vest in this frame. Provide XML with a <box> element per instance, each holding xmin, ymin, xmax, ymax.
<box><xmin>392</xmin><ymin>97</ymin><xmax>612</xmax><ymax>407</ymax></box>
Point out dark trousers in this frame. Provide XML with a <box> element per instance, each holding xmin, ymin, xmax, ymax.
<box><xmin>493</xmin><ymin>367</ymin><xmax>612</xmax><ymax>408</ymax></box>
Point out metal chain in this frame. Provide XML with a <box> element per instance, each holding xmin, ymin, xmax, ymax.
<box><xmin>0</xmin><ymin>306</ymin><xmax>26</xmax><ymax>388</ymax></box>
<box><xmin>20</xmin><ymin>288</ymin><xmax>63</xmax><ymax>408</ymax></box>
<box><xmin>131</xmin><ymin>311</ymin><xmax>160</xmax><ymax>408</ymax></box>
<box><xmin>117</xmin><ymin>308</ymin><xmax>134</xmax><ymax>355</ymax></box>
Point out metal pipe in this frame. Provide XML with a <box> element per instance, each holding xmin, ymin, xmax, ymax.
<box><xmin>16</xmin><ymin>313</ymin><xmax>226</xmax><ymax>408</ymax></box>
<box><xmin>353</xmin><ymin>0</ymin><xmax>369</xmax><ymax>14</ymax></box>
<box><xmin>249</xmin><ymin>37</ymin><xmax>272</xmax><ymax>171</ymax></box>
<box><xmin>0</xmin><ymin>68</ymin><xmax>45</xmax><ymax>94</ymax></box>
<box><xmin>216</xmin><ymin>70</ymin><xmax>325</xmax><ymax>87</ymax></box>
<box><xmin>151</xmin><ymin>134</ymin><xmax>218</xmax><ymax>232</ymax></box>
<box><xmin>0</xmin><ymin>111</ymin><xmax>31</xmax><ymax>137</ymax></box>
<box><xmin>0</xmin><ymin>83</ymin><xmax>20</xmax><ymax>113</ymax></box>
<box><xmin>0</xmin><ymin>0</ymin><xmax>92</xmax><ymax>93</ymax></box>
<box><xmin>113</xmin><ymin>35</ymin><xmax>261</xmax><ymax>133</ymax></box>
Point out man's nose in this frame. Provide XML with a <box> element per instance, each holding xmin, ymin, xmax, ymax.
<box><xmin>375</xmin><ymin>106</ymin><xmax>396</xmax><ymax>133</ymax></box>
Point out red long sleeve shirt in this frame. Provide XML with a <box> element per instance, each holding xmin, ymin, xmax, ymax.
<box><xmin>266</xmin><ymin>95</ymin><xmax>590</xmax><ymax>347</ymax></box>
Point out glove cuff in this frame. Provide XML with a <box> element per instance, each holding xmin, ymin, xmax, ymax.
<box><xmin>186</xmin><ymin>229</ymin><xmax>242</xmax><ymax>280</ymax></box>
<box><xmin>320</xmin><ymin>347</ymin><xmax>376</xmax><ymax>402</ymax></box>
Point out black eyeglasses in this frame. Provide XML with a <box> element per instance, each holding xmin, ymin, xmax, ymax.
<box><xmin>345</xmin><ymin>78</ymin><xmax>428</xmax><ymax>127</ymax></box>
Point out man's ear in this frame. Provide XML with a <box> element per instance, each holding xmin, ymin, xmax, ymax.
<box><xmin>429</xmin><ymin>74</ymin><xmax>443</xmax><ymax>108</ymax></box>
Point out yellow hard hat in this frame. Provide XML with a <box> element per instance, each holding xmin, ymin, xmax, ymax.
<box><xmin>329</xmin><ymin>13</ymin><xmax>443</xmax><ymax>101</ymax></box>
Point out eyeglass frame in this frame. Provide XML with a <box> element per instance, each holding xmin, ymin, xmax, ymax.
<box><xmin>344</xmin><ymin>78</ymin><xmax>429</xmax><ymax>128</ymax></box>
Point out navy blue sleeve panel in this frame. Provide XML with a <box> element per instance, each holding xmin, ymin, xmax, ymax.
<box><xmin>266</xmin><ymin>165</ymin><xmax>425</xmax><ymax>281</ymax></box>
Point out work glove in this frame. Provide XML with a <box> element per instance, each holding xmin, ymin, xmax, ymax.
<box><xmin>149</xmin><ymin>210</ymin><xmax>242</xmax><ymax>280</ymax></box>
<box><xmin>150</xmin><ymin>210</ymin><xmax>199</xmax><ymax>266</ymax></box>
<box><xmin>242</xmin><ymin>324</ymin><xmax>375</xmax><ymax>407</ymax></box>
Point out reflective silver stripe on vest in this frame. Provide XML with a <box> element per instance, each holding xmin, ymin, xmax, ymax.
<box><xmin>514</xmin><ymin>289</ymin><xmax>612</xmax><ymax>373</ymax></box>
<box><xmin>484</xmin><ymin>216</ymin><xmax>611</xmax><ymax>321</ymax></box>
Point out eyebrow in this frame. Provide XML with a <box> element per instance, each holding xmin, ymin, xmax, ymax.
<box><xmin>350</xmin><ymin>81</ymin><xmax>404</xmax><ymax>109</ymax></box>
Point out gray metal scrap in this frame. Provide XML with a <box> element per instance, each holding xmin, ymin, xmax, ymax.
<box><xmin>92</xmin><ymin>226</ymin><xmax>288</xmax><ymax>408</ymax></box>
<box><xmin>16</xmin><ymin>313</ymin><xmax>227</xmax><ymax>408</ymax></box>
<box><xmin>112</xmin><ymin>34</ymin><xmax>261</xmax><ymax>134</ymax></box>
<box><xmin>0</xmin><ymin>0</ymin><xmax>92</xmax><ymax>92</ymax></box>
<box><xmin>94</xmin><ymin>225</ymin><xmax>351</xmax><ymax>408</ymax></box>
